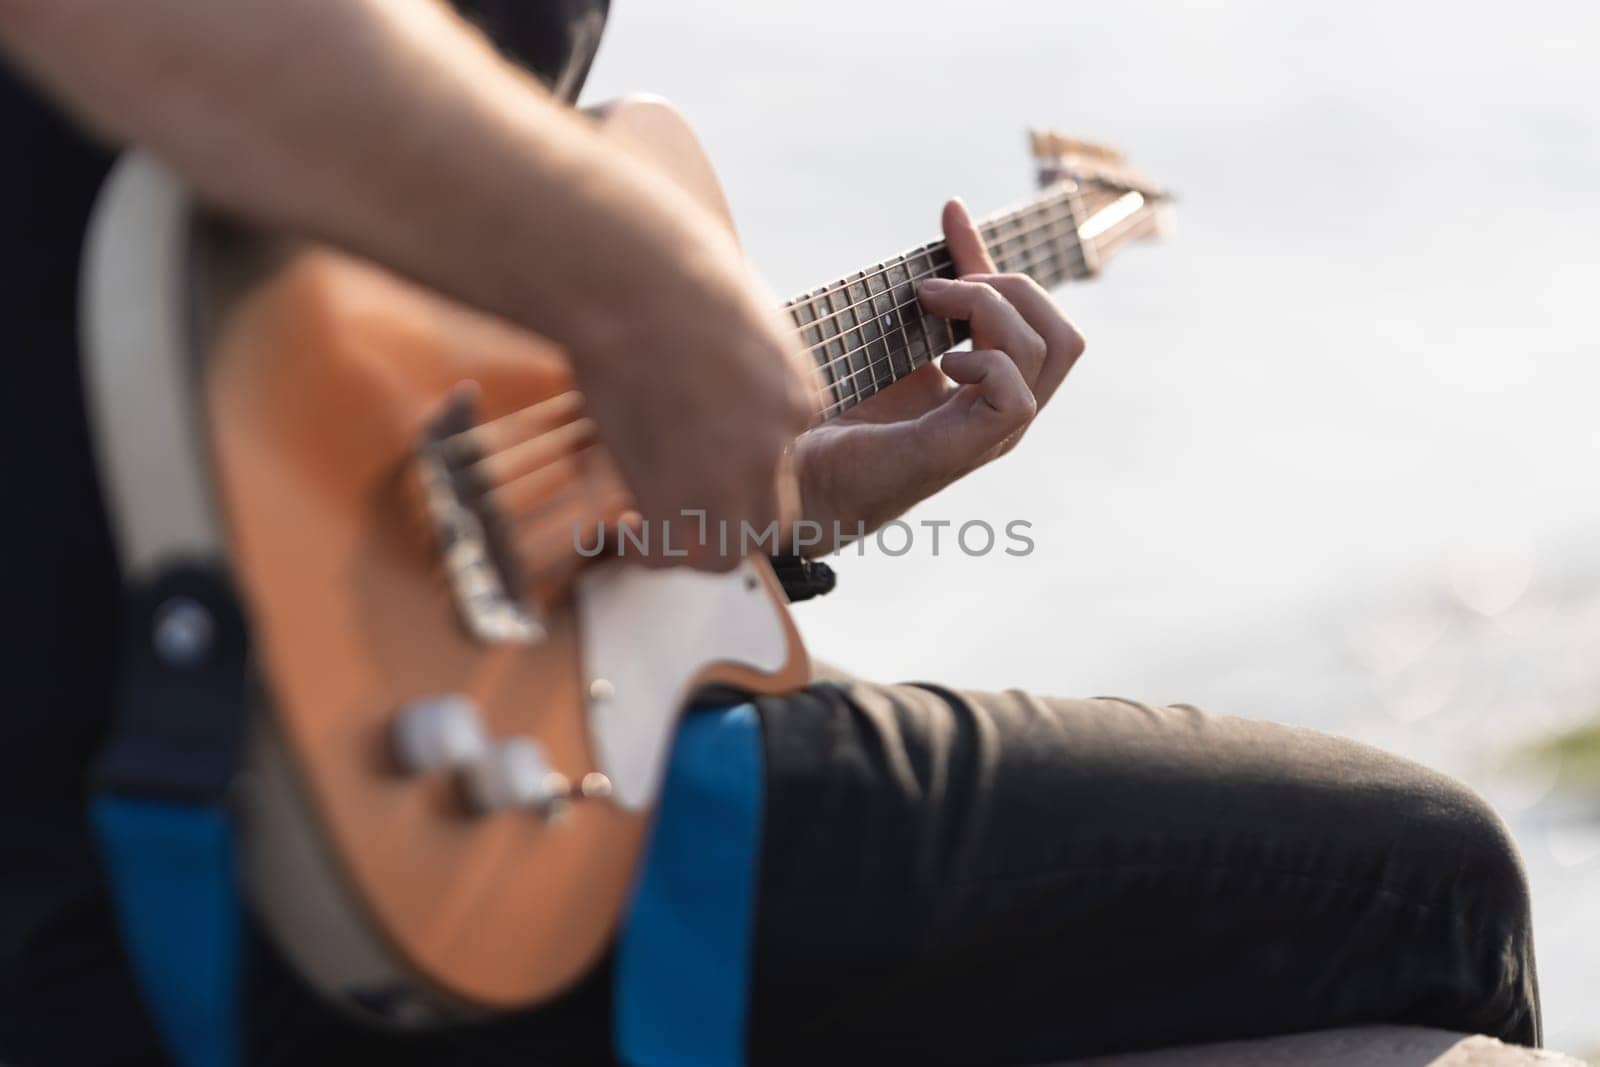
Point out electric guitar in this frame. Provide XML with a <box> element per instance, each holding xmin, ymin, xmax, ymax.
<box><xmin>80</xmin><ymin>96</ymin><xmax>1169</xmax><ymax>1024</ymax></box>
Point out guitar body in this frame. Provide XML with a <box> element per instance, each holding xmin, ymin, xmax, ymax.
<box><xmin>82</xmin><ymin>84</ymin><xmax>1166</xmax><ymax>1024</ymax></box>
<box><xmin>81</xmin><ymin>96</ymin><xmax>809</xmax><ymax>1022</ymax></box>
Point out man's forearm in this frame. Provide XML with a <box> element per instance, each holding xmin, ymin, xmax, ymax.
<box><xmin>0</xmin><ymin>0</ymin><xmax>727</xmax><ymax>351</ymax></box>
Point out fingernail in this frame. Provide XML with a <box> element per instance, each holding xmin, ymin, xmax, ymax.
<box><xmin>920</xmin><ymin>278</ymin><xmax>953</xmax><ymax>294</ymax></box>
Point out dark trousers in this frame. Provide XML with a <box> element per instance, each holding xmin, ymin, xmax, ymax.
<box><xmin>746</xmin><ymin>682</ymin><xmax>1541</xmax><ymax>1063</ymax></box>
<box><xmin>238</xmin><ymin>682</ymin><xmax>1540</xmax><ymax>1065</ymax></box>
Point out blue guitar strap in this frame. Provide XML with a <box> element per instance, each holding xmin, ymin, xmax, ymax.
<box><xmin>89</xmin><ymin>563</ymin><xmax>251</xmax><ymax>1067</ymax></box>
<box><xmin>615</xmin><ymin>703</ymin><xmax>766</xmax><ymax>1067</ymax></box>
<box><xmin>89</xmin><ymin>563</ymin><xmax>767</xmax><ymax>1067</ymax></box>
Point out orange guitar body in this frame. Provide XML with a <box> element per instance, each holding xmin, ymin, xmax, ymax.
<box><xmin>83</xmin><ymin>96</ymin><xmax>809</xmax><ymax>1021</ymax></box>
<box><xmin>82</xmin><ymin>85</ymin><xmax>1166</xmax><ymax>1022</ymax></box>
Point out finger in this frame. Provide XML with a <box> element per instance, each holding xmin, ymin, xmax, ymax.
<box><xmin>940</xmin><ymin>198</ymin><xmax>992</xmax><ymax>278</ymax></box>
<box><xmin>942</xmin><ymin>198</ymin><xmax>997</xmax><ymax>275</ymax></box>
<box><xmin>961</xmin><ymin>273</ymin><xmax>1087</xmax><ymax>408</ymax></box>
<box><xmin>917</xmin><ymin>277</ymin><xmax>1047</xmax><ymax>388</ymax></box>
<box><xmin>913</xmin><ymin>348</ymin><xmax>1036</xmax><ymax>473</ymax></box>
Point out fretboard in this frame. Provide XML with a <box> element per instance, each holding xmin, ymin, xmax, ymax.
<box><xmin>788</xmin><ymin>182</ymin><xmax>1147</xmax><ymax>421</ymax></box>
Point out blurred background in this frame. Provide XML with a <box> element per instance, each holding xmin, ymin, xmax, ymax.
<box><xmin>585</xmin><ymin>0</ymin><xmax>1600</xmax><ymax>1052</ymax></box>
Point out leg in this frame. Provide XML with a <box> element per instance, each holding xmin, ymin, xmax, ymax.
<box><xmin>747</xmin><ymin>683</ymin><xmax>1540</xmax><ymax>1064</ymax></box>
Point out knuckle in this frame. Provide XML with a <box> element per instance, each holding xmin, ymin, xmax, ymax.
<box><xmin>997</xmin><ymin>389</ymin><xmax>1036</xmax><ymax>430</ymax></box>
<box><xmin>1017</xmin><ymin>390</ymin><xmax>1039</xmax><ymax>422</ymax></box>
<box><xmin>1025</xmin><ymin>332</ymin><xmax>1048</xmax><ymax>365</ymax></box>
<box><xmin>974</xmin><ymin>288</ymin><xmax>1009</xmax><ymax>321</ymax></box>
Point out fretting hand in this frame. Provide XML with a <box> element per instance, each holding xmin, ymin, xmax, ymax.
<box><xmin>790</xmin><ymin>198</ymin><xmax>1086</xmax><ymax>553</ymax></box>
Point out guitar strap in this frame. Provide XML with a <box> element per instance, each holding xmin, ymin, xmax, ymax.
<box><xmin>88</xmin><ymin>563</ymin><xmax>767</xmax><ymax>1067</ymax></box>
<box><xmin>615</xmin><ymin>703</ymin><xmax>766</xmax><ymax>1067</ymax></box>
<box><xmin>89</xmin><ymin>562</ymin><xmax>251</xmax><ymax>1067</ymax></box>
<box><xmin>82</xmin><ymin>134</ymin><xmax>764</xmax><ymax>1067</ymax></box>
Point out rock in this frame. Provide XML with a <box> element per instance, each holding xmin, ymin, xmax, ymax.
<box><xmin>1075</xmin><ymin>1026</ymin><xmax>1592</xmax><ymax>1066</ymax></box>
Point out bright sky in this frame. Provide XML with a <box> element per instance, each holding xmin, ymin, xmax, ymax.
<box><xmin>584</xmin><ymin>1</ymin><xmax>1600</xmax><ymax>1047</ymax></box>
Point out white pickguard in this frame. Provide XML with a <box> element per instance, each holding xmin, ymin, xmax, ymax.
<box><xmin>575</xmin><ymin>558</ymin><xmax>791</xmax><ymax>809</ymax></box>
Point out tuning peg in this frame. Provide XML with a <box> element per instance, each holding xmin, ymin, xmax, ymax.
<box><xmin>1028</xmin><ymin>129</ymin><xmax>1126</xmax><ymax>165</ymax></box>
<box><xmin>391</xmin><ymin>694</ymin><xmax>489</xmax><ymax>774</ymax></box>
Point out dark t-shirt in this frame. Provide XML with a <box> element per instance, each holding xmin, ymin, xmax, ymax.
<box><xmin>0</xmin><ymin>3</ymin><xmax>605</xmax><ymax>1061</ymax></box>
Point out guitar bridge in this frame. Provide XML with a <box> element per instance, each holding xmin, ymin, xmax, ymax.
<box><xmin>416</xmin><ymin>389</ymin><xmax>546</xmax><ymax>645</ymax></box>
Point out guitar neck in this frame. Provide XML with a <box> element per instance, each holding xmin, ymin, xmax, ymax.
<box><xmin>788</xmin><ymin>181</ymin><xmax>1157</xmax><ymax>422</ymax></box>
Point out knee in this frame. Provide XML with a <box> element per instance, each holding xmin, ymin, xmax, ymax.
<box><xmin>1389</xmin><ymin>765</ymin><xmax>1532</xmax><ymax>932</ymax></box>
<box><xmin>1379</xmin><ymin>765</ymin><xmax>1541</xmax><ymax>1043</ymax></box>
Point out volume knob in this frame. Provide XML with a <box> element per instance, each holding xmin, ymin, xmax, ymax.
<box><xmin>390</xmin><ymin>695</ymin><xmax>489</xmax><ymax>774</ymax></box>
<box><xmin>458</xmin><ymin>737</ymin><xmax>571</xmax><ymax>817</ymax></box>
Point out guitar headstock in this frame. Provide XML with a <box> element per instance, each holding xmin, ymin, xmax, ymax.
<box><xmin>1029</xmin><ymin>128</ymin><xmax>1175</xmax><ymax>249</ymax></box>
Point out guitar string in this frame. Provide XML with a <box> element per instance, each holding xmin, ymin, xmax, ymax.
<box><xmin>786</xmin><ymin>194</ymin><xmax>1087</xmax><ymax>335</ymax></box>
<box><xmin>784</xmin><ymin>178</ymin><xmax>1135</xmax><ymax>331</ymax></box>
<box><xmin>488</xmin><ymin>199</ymin><xmax>1129</xmax><ymax>534</ymax></box>
<box><xmin>809</xmin><ymin>207</ymin><xmax>1144</xmax><ymax>394</ymax></box>
<box><xmin>793</xmin><ymin>190</ymin><xmax>1132</xmax><ymax>363</ymax></box>
<box><xmin>461</xmin><ymin>198</ymin><xmax>1153</xmax><ymax>544</ymax></box>
<box><xmin>800</xmin><ymin>198</ymin><xmax>1131</xmax><ymax>380</ymax></box>
<box><xmin>783</xmin><ymin>191</ymin><xmax>1075</xmax><ymax>323</ymax></box>
<box><xmin>806</xmin><ymin>216</ymin><xmax>1094</xmax><ymax>376</ymax></box>
<box><xmin>814</xmin><ymin>209</ymin><xmax>1147</xmax><ymax>421</ymax></box>
<box><xmin>465</xmin><ymin>205</ymin><xmax>1152</xmax><ymax>528</ymax></box>
<box><xmin>779</xmin><ymin>176</ymin><xmax>1137</xmax><ymax>325</ymax></box>
<box><xmin>447</xmin><ymin>197</ymin><xmax>1145</xmax><ymax>455</ymax></box>
<box><xmin>448</xmin><ymin>202</ymin><xmax>1146</xmax><ymax>481</ymax></box>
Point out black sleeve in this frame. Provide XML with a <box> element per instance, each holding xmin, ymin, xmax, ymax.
<box><xmin>452</xmin><ymin>0</ymin><xmax>610</xmax><ymax>102</ymax></box>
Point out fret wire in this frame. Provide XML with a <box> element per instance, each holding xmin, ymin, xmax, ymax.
<box><xmin>794</xmin><ymin>204</ymin><xmax>1045</xmax><ymax>331</ymax></box>
<box><xmin>1042</xmin><ymin>202</ymin><xmax>1074</xmax><ymax>286</ymax></box>
<box><xmin>886</xmin><ymin>260</ymin><xmax>918</xmax><ymax>382</ymax></box>
<box><xmin>884</xmin><ymin>255</ymin><xmax>923</xmax><ymax>382</ymax></box>
<box><xmin>856</xmin><ymin>269</ymin><xmax>894</xmax><ymax>396</ymax></box>
<box><xmin>912</xmin><ymin>247</ymin><xmax>938</xmax><ymax>371</ymax></box>
<box><xmin>828</xmin><ymin>282</ymin><xmax>866</xmax><ymax>410</ymax></box>
<box><xmin>921</xmin><ymin>247</ymin><xmax>940</xmax><ymax>369</ymax></box>
<box><xmin>988</xmin><ymin>199</ymin><xmax>1080</xmax><ymax>278</ymax></box>
<box><xmin>816</xmin><ymin>282</ymin><xmax>852</xmax><ymax>410</ymax></box>
<box><xmin>811</xmin><ymin>207</ymin><xmax>1148</xmax><ymax>418</ymax></box>
<box><xmin>889</xmin><ymin>255</ymin><xmax>928</xmax><ymax>382</ymax></box>
<box><xmin>805</xmin><ymin>199</ymin><xmax>1151</xmax><ymax>420</ymax></box>
<box><xmin>808</xmin><ymin>208</ymin><xmax>1089</xmax><ymax>376</ymax></box>
<box><xmin>789</xmin><ymin>245</ymin><xmax>950</xmax><ymax>338</ymax></box>
<box><xmin>996</xmin><ymin>199</ymin><xmax>1073</xmax><ymax>278</ymax></box>
<box><xmin>895</xmin><ymin>255</ymin><xmax>929</xmax><ymax>375</ymax></box>
<box><xmin>1005</xmin><ymin>208</ymin><xmax>1072</xmax><ymax>282</ymax></box>
<box><xmin>867</xmin><ymin>256</ymin><xmax>903</xmax><ymax>382</ymax></box>
<box><xmin>788</xmin><ymin>193</ymin><xmax>1084</xmax><ymax>339</ymax></box>
<box><xmin>1051</xmin><ymin>195</ymin><xmax>1082</xmax><ymax>282</ymax></box>
<box><xmin>811</xmin><ymin>260</ymin><xmax>954</xmax><ymax>381</ymax></box>
<box><xmin>428</xmin><ymin>199</ymin><xmax>1148</xmax><ymax>448</ymax></box>
<box><xmin>800</xmin><ymin>255</ymin><xmax>947</xmax><ymax>374</ymax></box>
<box><xmin>821</xmin><ymin>278</ymin><xmax>849</xmax><ymax>403</ymax></box>
<box><xmin>792</xmin><ymin>299</ymin><xmax>842</xmax><ymax>411</ymax></box>
<box><xmin>986</xmin><ymin>195</ymin><xmax>1066</xmax><ymax>268</ymax></box>
<box><xmin>784</xmin><ymin>185</ymin><xmax>1075</xmax><ymax>324</ymax></box>
<box><xmin>992</xmin><ymin>204</ymin><xmax>1033</xmax><ymax>272</ymax></box>
<box><xmin>849</xmin><ymin>273</ymin><xmax>880</xmax><ymax>403</ymax></box>
<box><xmin>851</xmin><ymin>269</ymin><xmax>876</xmax><ymax>397</ymax></box>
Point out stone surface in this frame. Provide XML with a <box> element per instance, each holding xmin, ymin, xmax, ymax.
<box><xmin>1076</xmin><ymin>1027</ymin><xmax>1592</xmax><ymax>1067</ymax></box>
